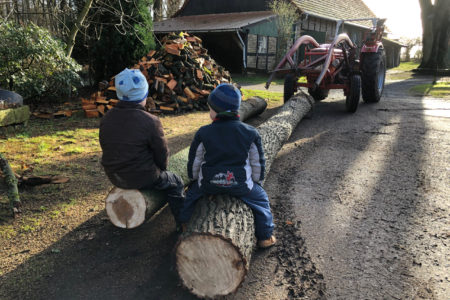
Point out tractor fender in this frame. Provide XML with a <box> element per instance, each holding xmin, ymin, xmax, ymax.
<box><xmin>361</xmin><ymin>41</ymin><xmax>383</xmax><ymax>53</ymax></box>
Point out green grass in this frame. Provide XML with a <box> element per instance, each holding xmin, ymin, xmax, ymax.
<box><xmin>241</xmin><ymin>89</ymin><xmax>283</xmax><ymax>108</ymax></box>
<box><xmin>232</xmin><ymin>73</ymin><xmax>307</xmax><ymax>86</ymax></box>
<box><xmin>391</xmin><ymin>61</ymin><xmax>420</xmax><ymax>72</ymax></box>
<box><xmin>410</xmin><ymin>81</ymin><xmax>450</xmax><ymax>97</ymax></box>
<box><xmin>232</xmin><ymin>73</ymin><xmax>284</xmax><ymax>86</ymax></box>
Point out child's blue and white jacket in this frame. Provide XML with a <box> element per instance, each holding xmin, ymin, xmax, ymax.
<box><xmin>187</xmin><ymin>114</ymin><xmax>266</xmax><ymax>196</ymax></box>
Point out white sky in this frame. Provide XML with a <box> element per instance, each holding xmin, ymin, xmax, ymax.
<box><xmin>362</xmin><ymin>0</ymin><xmax>423</xmax><ymax>39</ymax></box>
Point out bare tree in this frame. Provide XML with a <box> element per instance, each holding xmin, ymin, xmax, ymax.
<box><xmin>268</xmin><ymin>0</ymin><xmax>300</xmax><ymax>62</ymax></box>
<box><xmin>66</xmin><ymin>0</ymin><xmax>94</xmax><ymax>57</ymax></box>
<box><xmin>418</xmin><ymin>0</ymin><xmax>449</xmax><ymax>70</ymax></box>
<box><xmin>401</xmin><ymin>37</ymin><xmax>421</xmax><ymax>62</ymax></box>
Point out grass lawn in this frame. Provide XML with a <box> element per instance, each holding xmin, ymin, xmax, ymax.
<box><xmin>232</xmin><ymin>73</ymin><xmax>284</xmax><ymax>86</ymax></box>
<box><xmin>386</xmin><ymin>62</ymin><xmax>420</xmax><ymax>81</ymax></box>
<box><xmin>409</xmin><ymin>81</ymin><xmax>450</xmax><ymax>98</ymax></box>
<box><xmin>390</xmin><ymin>61</ymin><xmax>420</xmax><ymax>72</ymax></box>
<box><xmin>242</xmin><ymin>89</ymin><xmax>283</xmax><ymax>108</ymax></box>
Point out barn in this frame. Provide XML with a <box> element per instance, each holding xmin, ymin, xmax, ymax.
<box><xmin>154</xmin><ymin>0</ymin><xmax>403</xmax><ymax>73</ymax></box>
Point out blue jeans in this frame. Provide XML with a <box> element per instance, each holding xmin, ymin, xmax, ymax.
<box><xmin>180</xmin><ymin>181</ymin><xmax>274</xmax><ymax>240</ymax></box>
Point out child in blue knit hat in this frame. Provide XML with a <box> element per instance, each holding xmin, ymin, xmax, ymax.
<box><xmin>99</xmin><ymin>68</ymin><xmax>185</xmax><ymax>230</ymax></box>
<box><xmin>180</xmin><ymin>83</ymin><xmax>276</xmax><ymax>248</ymax></box>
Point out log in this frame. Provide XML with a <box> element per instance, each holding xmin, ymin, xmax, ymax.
<box><xmin>104</xmin><ymin>97</ymin><xmax>268</xmax><ymax>228</ymax></box>
<box><xmin>175</xmin><ymin>92</ymin><xmax>314</xmax><ymax>298</ymax></box>
<box><xmin>176</xmin><ymin>195</ymin><xmax>254</xmax><ymax>297</ymax></box>
<box><xmin>238</xmin><ymin>96</ymin><xmax>267</xmax><ymax>121</ymax></box>
<box><xmin>0</xmin><ymin>153</ymin><xmax>20</xmax><ymax>219</ymax></box>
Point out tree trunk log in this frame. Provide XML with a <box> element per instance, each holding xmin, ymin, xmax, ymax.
<box><xmin>105</xmin><ymin>97</ymin><xmax>267</xmax><ymax>228</ymax></box>
<box><xmin>0</xmin><ymin>153</ymin><xmax>20</xmax><ymax>219</ymax></box>
<box><xmin>238</xmin><ymin>96</ymin><xmax>267</xmax><ymax>121</ymax></box>
<box><xmin>176</xmin><ymin>195</ymin><xmax>254</xmax><ymax>297</ymax></box>
<box><xmin>175</xmin><ymin>93</ymin><xmax>314</xmax><ymax>298</ymax></box>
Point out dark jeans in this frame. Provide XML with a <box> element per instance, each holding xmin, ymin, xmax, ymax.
<box><xmin>144</xmin><ymin>171</ymin><xmax>184</xmax><ymax>224</ymax></box>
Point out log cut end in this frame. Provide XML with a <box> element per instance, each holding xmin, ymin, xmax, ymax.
<box><xmin>105</xmin><ymin>187</ymin><xmax>146</xmax><ymax>228</ymax></box>
<box><xmin>176</xmin><ymin>233</ymin><xmax>247</xmax><ymax>298</ymax></box>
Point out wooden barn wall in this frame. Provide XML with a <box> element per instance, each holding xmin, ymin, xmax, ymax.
<box><xmin>247</xmin><ymin>19</ymin><xmax>278</xmax><ymax>37</ymax></box>
<box><xmin>246</xmin><ymin>33</ymin><xmax>277</xmax><ymax>71</ymax></box>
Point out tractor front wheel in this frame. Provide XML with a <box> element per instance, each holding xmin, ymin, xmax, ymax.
<box><xmin>308</xmin><ymin>87</ymin><xmax>329</xmax><ymax>101</ymax></box>
<box><xmin>284</xmin><ymin>74</ymin><xmax>297</xmax><ymax>103</ymax></box>
<box><xmin>346</xmin><ymin>74</ymin><xmax>361</xmax><ymax>113</ymax></box>
<box><xmin>361</xmin><ymin>49</ymin><xmax>386</xmax><ymax>103</ymax></box>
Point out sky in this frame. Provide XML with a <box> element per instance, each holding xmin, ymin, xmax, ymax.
<box><xmin>362</xmin><ymin>0</ymin><xmax>423</xmax><ymax>39</ymax></box>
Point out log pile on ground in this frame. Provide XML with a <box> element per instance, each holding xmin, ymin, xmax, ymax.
<box><xmin>82</xmin><ymin>32</ymin><xmax>232</xmax><ymax>117</ymax></box>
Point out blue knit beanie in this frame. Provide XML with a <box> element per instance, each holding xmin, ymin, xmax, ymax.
<box><xmin>207</xmin><ymin>83</ymin><xmax>241</xmax><ymax>112</ymax></box>
<box><xmin>115</xmin><ymin>68</ymin><xmax>149</xmax><ymax>102</ymax></box>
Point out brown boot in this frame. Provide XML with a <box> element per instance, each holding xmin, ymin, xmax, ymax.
<box><xmin>257</xmin><ymin>235</ymin><xmax>276</xmax><ymax>248</ymax></box>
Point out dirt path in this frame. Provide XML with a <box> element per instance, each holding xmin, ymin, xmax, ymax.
<box><xmin>267</xmin><ymin>75</ymin><xmax>450</xmax><ymax>299</ymax></box>
<box><xmin>1</xmin><ymin>75</ymin><xmax>448</xmax><ymax>299</ymax></box>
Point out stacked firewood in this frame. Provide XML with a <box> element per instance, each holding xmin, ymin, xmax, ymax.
<box><xmin>82</xmin><ymin>32</ymin><xmax>232</xmax><ymax>117</ymax></box>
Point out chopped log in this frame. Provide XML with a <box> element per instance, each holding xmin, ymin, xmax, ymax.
<box><xmin>175</xmin><ymin>93</ymin><xmax>314</xmax><ymax>298</ymax></box>
<box><xmin>0</xmin><ymin>153</ymin><xmax>20</xmax><ymax>219</ymax></box>
<box><xmin>97</xmin><ymin>105</ymin><xmax>105</xmax><ymax>115</ymax></box>
<box><xmin>104</xmin><ymin>97</ymin><xmax>269</xmax><ymax>228</ymax></box>
<box><xmin>82</xmin><ymin>104</ymin><xmax>97</xmax><ymax>110</ymax></box>
<box><xmin>167</xmin><ymin>79</ymin><xmax>177</xmax><ymax>90</ymax></box>
<box><xmin>82</xmin><ymin>32</ymin><xmax>233</xmax><ymax>117</ymax></box>
<box><xmin>85</xmin><ymin>109</ymin><xmax>99</xmax><ymax>118</ymax></box>
<box><xmin>184</xmin><ymin>87</ymin><xmax>196</xmax><ymax>100</ymax></box>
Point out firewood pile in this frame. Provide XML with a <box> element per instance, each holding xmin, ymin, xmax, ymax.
<box><xmin>82</xmin><ymin>32</ymin><xmax>232</xmax><ymax>117</ymax></box>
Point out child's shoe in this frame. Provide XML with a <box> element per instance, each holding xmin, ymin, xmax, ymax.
<box><xmin>257</xmin><ymin>235</ymin><xmax>276</xmax><ymax>248</ymax></box>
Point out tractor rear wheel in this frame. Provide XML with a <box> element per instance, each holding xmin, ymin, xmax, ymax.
<box><xmin>284</xmin><ymin>74</ymin><xmax>297</xmax><ymax>103</ymax></box>
<box><xmin>346</xmin><ymin>74</ymin><xmax>361</xmax><ymax>113</ymax></box>
<box><xmin>361</xmin><ymin>49</ymin><xmax>386</xmax><ymax>103</ymax></box>
<box><xmin>308</xmin><ymin>87</ymin><xmax>329</xmax><ymax>101</ymax></box>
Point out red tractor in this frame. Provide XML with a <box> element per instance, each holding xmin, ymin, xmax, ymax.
<box><xmin>266</xmin><ymin>18</ymin><xmax>387</xmax><ymax>113</ymax></box>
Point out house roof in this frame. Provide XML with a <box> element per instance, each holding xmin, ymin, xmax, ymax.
<box><xmin>154</xmin><ymin>11</ymin><xmax>276</xmax><ymax>33</ymax></box>
<box><xmin>291</xmin><ymin>0</ymin><xmax>377</xmax><ymax>28</ymax></box>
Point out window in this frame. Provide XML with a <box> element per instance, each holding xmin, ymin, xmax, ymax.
<box><xmin>257</xmin><ymin>36</ymin><xmax>267</xmax><ymax>54</ymax></box>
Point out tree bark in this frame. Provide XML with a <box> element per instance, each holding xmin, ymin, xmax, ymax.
<box><xmin>0</xmin><ymin>153</ymin><xmax>20</xmax><ymax>219</ymax></box>
<box><xmin>418</xmin><ymin>0</ymin><xmax>449</xmax><ymax>70</ymax></box>
<box><xmin>65</xmin><ymin>0</ymin><xmax>94</xmax><ymax>57</ymax></box>
<box><xmin>175</xmin><ymin>92</ymin><xmax>314</xmax><ymax>298</ymax></box>
<box><xmin>104</xmin><ymin>97</ymin><xmax>268</xmax><ymax>228</ymax></box>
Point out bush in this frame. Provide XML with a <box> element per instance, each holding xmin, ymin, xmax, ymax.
<box><xmin>0</xmin><ymin>22</ymin><xmax>82</xmax><ymax>103</ymax></box>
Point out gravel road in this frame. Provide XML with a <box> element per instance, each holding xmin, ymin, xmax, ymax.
<box><xmin>254</xmin><ymin>75</ymin><xmax>449</xmax><ymax>299</ymax></box>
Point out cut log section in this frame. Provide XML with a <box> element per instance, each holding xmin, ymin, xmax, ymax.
<box><xmin>176</xmin><ymin>195</ymin><xmax>254</xmax><ymax>298</ymax></box>
<box><xmin>175</xmin><ymin>92</ymin><xmax>314</xmax><ymax>298</ymax></box>
<box><xmin>104</xmin><ymin>97</ymin><xmax>267</xmax><ymax>229</ymax></box>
